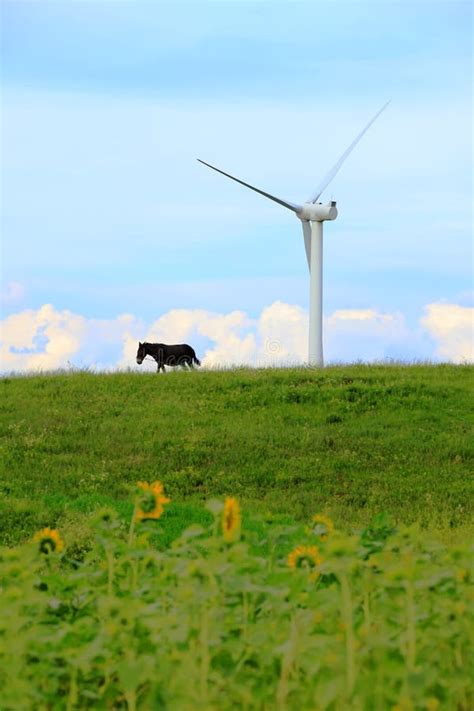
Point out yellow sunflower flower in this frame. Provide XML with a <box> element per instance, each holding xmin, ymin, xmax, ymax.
<box><xmin>33</xmin><ymin>527</ymin><xmax>64</xmax><ymax>555</ymax></box>
<box><xmin>310</xmin><ymin>514</ymin><xmax>334</xmax><ymax>541</ymax></box>
<box><xmin>135</xmin><ymin>481</ymin><xmax>170</xmax><ymax>522</ymax></box>
<box><xmin>222</xmin><ymin>497</ymin><xmax>241</xmax><ymax>542</ymax></box>
<box><xmin>288</xmin><ymin>545</ymin><xmax>322</xmax><ymax>581</ymax></box>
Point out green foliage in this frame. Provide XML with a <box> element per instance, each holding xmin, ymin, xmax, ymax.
<box><xmin>1</xmin><ymin>505</ymin><xmax>472</xmax><ymax>710</ymax></box>
<box><xmin>0</xmin><ymin>365</ymin><xmax>472</xmax><ymax>706</ymax></box>
<box><xmin>1</xmin><ymin>365</ymin><xmax>473</xmax><ymax>545</ymax></box>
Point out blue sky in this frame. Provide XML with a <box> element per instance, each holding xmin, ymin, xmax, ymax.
<box><xmin>1</xmin><ymin>0</ymin><xmax>472</xmax><ymax>368</ymax></box>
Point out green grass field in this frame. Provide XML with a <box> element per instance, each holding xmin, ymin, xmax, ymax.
<box><xmin>1</xmin><ymin>364</ymin><xmax>473</xmax><ymax>710</ymax></box>
<box><xmin>1</xmin><ymin>364</ymin><xmax>472</xmax><ymax>547</ymax></box>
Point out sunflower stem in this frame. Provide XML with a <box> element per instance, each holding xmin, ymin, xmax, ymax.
<box><xmin>363</xmin><ymin>587</ymin><xmax>371</xmax><ymax>635</ymax></box>
<box><xmin>125</xmin><ymin>689</ymin><xmax>137</xmax><ymax>711</ymax></box>
<box><xmin>243</xmin><ymin>591</ymin><xmax>249</xmax><ymax>647</ymax></box>
<box><xmin>199</xmin><ymin>604</ymin><xmax>209</xmax><ymax>705</ymax></box>
<box><xmin>340</xmin><ymin>572</ymin><xmax>356</xmax><ymax>698</ymax></box>
<box><xmin>130</xmin><ymin>558</ymin><xmax>138</xmax><ymax>593</ymax></box>
<box><xmin>405</xmin><ymin>579</ymin><xmax>416</xmax><ymax>671</ymax></box>
<box><xmin>66</xmin><ymin>666</ymin><xmax>78</xmax><ymax>711</ymax></box>
<box><xmin>105</xmin><ymin>546</ymin><xmax>114</xmax><ymax>597</ymax></box>
<box><xmin>276</xmin><ymin>615</ymin><xmax>299</xmax><ymax>711</ymax></box>
<box><xmin>128</xmin><ymin>504</ymin><xmax>138</xmax><ymax>547</ymax></box>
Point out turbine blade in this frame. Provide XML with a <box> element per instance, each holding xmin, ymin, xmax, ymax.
<box><xmin>309</xmin><ymin>101</ymin><xmax>390</xmax><ymax>203</ymax></box>
<box><xmin>301</xmin><ymin>220</ymin><xmax>311</xmax><ymax>271</ymax></box>
<box><xmin>197</xmin><ymin>159</ymin><xmax>301</xmax><ymax>213</ymax></box>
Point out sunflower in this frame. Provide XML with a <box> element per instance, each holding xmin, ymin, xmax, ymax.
<box><xmin>288</xmin><ymin>545</ymin><xmax>322</xmax><ymax>581</ymax></box>
<box><xmin>222</xmin><ymin>497</ymin><xmax>241</xmax><ymax>542</ymax></box>
<box><xmin>310</xmin><ymin>514</ymin><xmax>334</xmax><ymax>541</ymax></box>
<box><xmin>33</xmin><ymin>527</ymin><xmax>64</xmax><ymax>554</ymax></box>
<box><xmin>135</xmin><ymin>481</ymin><xmax>170</xmax><ymax>521</ymax></box>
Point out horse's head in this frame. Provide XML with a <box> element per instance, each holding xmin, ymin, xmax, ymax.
<box><xmin>136</xmin><ymin>342</ymin><xmax>146</xmax><ymax>365</ymax></box>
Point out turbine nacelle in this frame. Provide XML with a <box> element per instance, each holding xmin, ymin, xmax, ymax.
<box><xmin>297</xmin><ymin>201</ymin><xmax>338</xmax><ymax>222</ymax></box>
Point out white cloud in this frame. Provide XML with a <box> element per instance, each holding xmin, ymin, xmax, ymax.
<box><xmin>0</xmin><ymin>305</ymin><xmax>142</xmax><ymax>373</ymax></box>
<box><xmin>0</xmin><ymin>305</ymin><xmax>86</xmax><ymax>371</ymax></box>
<box><xmin>257</xmin><ymin>302</ymin><xmax>308</xmax><ymax>364</ymax></box>
<box><xmin>1</xmin><ymin>281</ymin><xmax>26</xmax><ymax>306</ymax></box>
<box><xmin>143</xmin><ymin>302</ymin><xmax>307</xmax><ymax>367</ymax></box>
<box><xmin>327</xmin><ymin>309</ymin><xmax>393</xmax><ymax>323</ymax></box>
<box><xmin>421</xmin><ymin>303</ymin><xmax>474</xmax><ymax>363</ymax></box>
<box><xmin>325</xmin><ymin>308</ymin><xmax>410</xmax><ymax>362</ymax></box>
<box><xmin>1</xmin><ymin>301</ymin><xmax>472</xmax><ymax>374</ymax></box>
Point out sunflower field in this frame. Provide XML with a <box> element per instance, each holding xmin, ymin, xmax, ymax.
<box><xmin>1</xmin><ymin>485</ymin><xmax>472</xmax><ymax>711</ymax></box>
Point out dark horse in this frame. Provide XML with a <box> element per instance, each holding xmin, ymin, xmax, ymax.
<box><xmin>136</xmin><ymin>342</ymin><xmax>201</xmax><ymax>372</ymax></box>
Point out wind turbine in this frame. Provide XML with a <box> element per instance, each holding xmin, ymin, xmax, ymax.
<box><xmin>198</xmin><ymin>101</ymin><xmax>389</xmax><ymax>366</ymax></box>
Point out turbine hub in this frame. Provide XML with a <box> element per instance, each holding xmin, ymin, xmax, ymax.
<box><xmin>298</xmin><ymin>202</ymin><xmax>338</xmax><ymax>222</ymax></box>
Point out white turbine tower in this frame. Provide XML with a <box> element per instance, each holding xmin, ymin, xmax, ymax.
<box><xmin>198</xmin><ymin>101</ymin><xmax>389</xmax><ymax>366</ymax></box>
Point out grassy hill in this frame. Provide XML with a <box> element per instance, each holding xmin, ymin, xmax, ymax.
<box><xmin>1</xmin><ymin>364</ymin><xmax>472</xmax><ymax>546</ymax></box>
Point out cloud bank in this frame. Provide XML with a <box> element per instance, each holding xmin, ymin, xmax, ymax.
<box><xmin>1</xmin><ymin>301</ymin><xmax>472</xmax><ymax>374</ymax></box>
<box><xmin>421</xmin><ymin>303</ymin><xmax>474</xmax><ymax>363</ymax></box>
